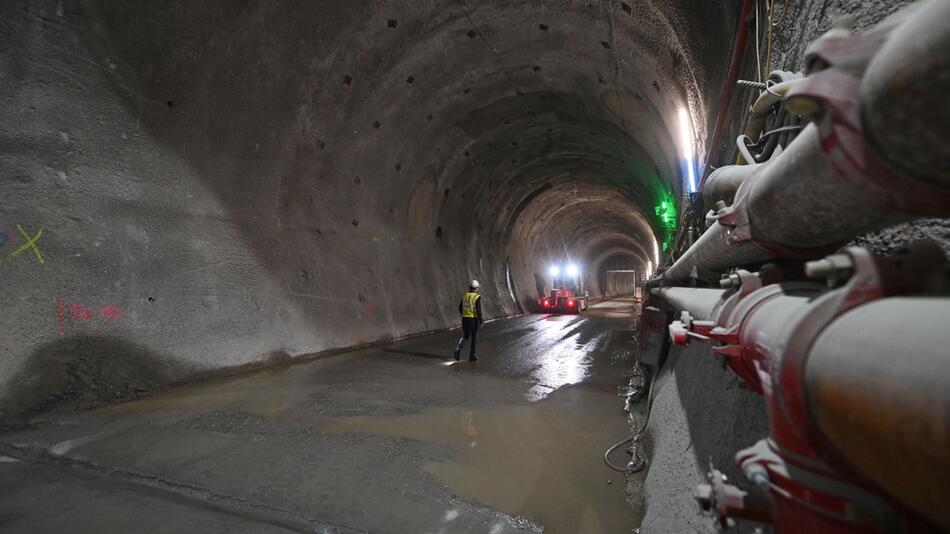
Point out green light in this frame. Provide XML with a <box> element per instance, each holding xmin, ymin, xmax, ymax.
<box><xmin>655</xmin><ymin>197</ymin><xmax>677</xmax><ymax>229</ymax></box>
<box><xmin>655</xmin><ymin>194</ymin><xmax>677</xmax><ymax>254</ymax></box>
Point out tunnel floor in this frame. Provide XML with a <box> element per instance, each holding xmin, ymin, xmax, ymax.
<box><xmin>0</xmin><ymin>299</ymin><xmax>640</xmax><ymax>534</ymax></box>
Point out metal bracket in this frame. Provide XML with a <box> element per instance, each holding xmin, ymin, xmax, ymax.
<box><xmin>669</xmin><ymin>311</ymin><xmax>715</xmax><ymax>346</ymax></box>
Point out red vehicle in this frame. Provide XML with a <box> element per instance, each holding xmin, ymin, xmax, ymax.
<box><xmin>539</xmin><ymin>287</ymin><xmax>588</xmax><ymax>314</ymax></box>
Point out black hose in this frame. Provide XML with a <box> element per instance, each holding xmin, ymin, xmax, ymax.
<box><xmin>757</xmin><ymin>108</ymin><xmax>786</xmax><ymax>161</ymax></box>
<box><xmin>603</xmin><ymin>368</ymin><xmax>660</xmax><ymax>473</ymax></box>
<box><xmin>603</xmin><ymin>435</ymin><xmax>634</xmax><ymax>473</ymax></box>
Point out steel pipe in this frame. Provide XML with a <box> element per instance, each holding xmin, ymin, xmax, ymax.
<box><xmin>702</xmin><ymin>163</ymin><xmax>759</xmax><ymax>208</ymax></box>
<box><xmin>658</xmin><ymin>244</ymin><xmax>950</xmax><ymax>531</ymax></box>
<box><xmin>663</xmin><ymin>1</ymin><xmax>950</xmax><ymax>283</ymax></box>
<box><xmin>807</xmin><ymin>297</ymin><xmax>950</xmax><ymax>530</ymax></box>
<box><xmin>661</xmin><ymin>221</ymin><xmax>771</xmax><ymax>282</ymax></box>
<box><xmin>744</xmin><ymin>123</ymin><xmax>904</xmax><ymax>248</ymax></box>
<box><xmin>665</xmin><ymin>123</ymin><xmax>915</xmax><ymax>282</ymax></box>
<box><xmin>862</xmin><ymin>0</ymin><xmax>950</xmax><ymax>188</ymax></box>
<box><xmin>650</xmin><ymin>287</ymin><xmax>725</xmax><ymax>321</ymax></box>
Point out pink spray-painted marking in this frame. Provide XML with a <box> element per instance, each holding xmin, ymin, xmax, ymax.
<box><xmin>72</xmin><ymin>303</ymin><xmax>94</xmax><ymax>320</ymax></box>
<box><xmin>98</xmin><ymin>305</ymin><xmax>123</xmax><ymax>321</ymax></box>
<box><xmin>57</xmin><ymin>298</ymin><xmax>66</xmax><ymax>335</ymax></box>
<box><xmin>57</xmin><ymin>299</ymin><xmax>124</xmax><ymax>335</ymax></box>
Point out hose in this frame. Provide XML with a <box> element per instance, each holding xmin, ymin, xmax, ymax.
<box><xmin>603</xmin><ymin>368</ymin><xmax>660</xmax><ymax>473</ymax></box>
<box><xmin>736</xmin><ymin>77</ymin><xmax>804</xmax><ymax>164</ymax></box>
<box><xmin>603</xmin><ymin>435</ymin><xmax>634</xmax><ymax>473</ymax></box>
<box><xmin>737</xmin><ymin>135</ymin><xmax>756</xmax><ymax>167</ymax></box>
<box><xmin>756</xmin><ymin>108</ymin><xmax>785</xmax><ymax>161</ymax></box>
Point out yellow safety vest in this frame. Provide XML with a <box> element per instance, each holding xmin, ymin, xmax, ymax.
<box><xmin>461</xmin><ymin>292</ymin><xmax>480</xmax><ymax>318</ymax></box>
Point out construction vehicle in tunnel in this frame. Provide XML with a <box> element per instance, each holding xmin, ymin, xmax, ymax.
<box><xmin>539</xmin><ymin>263</ymin><xmax>588</xmax><ymax>313</ymax></box>
<box><xmin>539</xmin><ymin>286</ymin><xmax>588</xmax><ymax>314</ymax></box>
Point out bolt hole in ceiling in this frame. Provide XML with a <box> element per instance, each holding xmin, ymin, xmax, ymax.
<box><xmin>66</xmin><ymin>0</ymin><xmax>739</xmax><ymax>333</ymax></box>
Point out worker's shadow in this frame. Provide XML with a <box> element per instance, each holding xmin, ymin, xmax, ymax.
<box><xmin>384</xmin><ymin>348</ymin><xmax>451</xmax><ymax>360</ymax></box>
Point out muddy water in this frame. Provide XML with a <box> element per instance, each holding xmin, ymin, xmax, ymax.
<box><xmin>90</xmin><ymin>300</ymin><xmax>641</xmax><ymax>532</ymax></box>
<box><xmin>319</xmin><ymin>384</ymin><xmax>637</xmax><ymax>533</ymax></box>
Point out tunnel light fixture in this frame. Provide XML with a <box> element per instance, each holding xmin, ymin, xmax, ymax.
<box><xmin>566</xmin><ymin>264</ymin><xmax>579</xmax><ymax>277</ymax></box>
<box><xmin>678</xmin><ymin>107</ymin><xmax>697</xmax><ymax>193</ymax></box>
<box><xmin>549</xmin><ymin>265</ymin><xmax>560</xmax><ymax>277</ymax></box>
<box><xmin>655</xmin><ymin>200</ymin><xmax>677</xmax><ymax>229</ymax></box>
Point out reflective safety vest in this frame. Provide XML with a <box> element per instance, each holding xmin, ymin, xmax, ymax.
<box><xmin>461</xmin><ymin>291</ymin><xmax>480</xmax><ymax>318</ymax></box>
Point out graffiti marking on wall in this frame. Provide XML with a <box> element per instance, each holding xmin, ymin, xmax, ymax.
<box><xmin>3</xmin><ymin>225</ymin><xmax>45</xmax><ymax>265</ymax></box>
<box><xmin>57</xmin><ymin>298</ymin><xmax>124</xmax><ymax>335</ymax></box>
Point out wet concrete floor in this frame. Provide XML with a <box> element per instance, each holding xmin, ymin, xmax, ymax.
<box><xmin>0</xmin><ymin>298</ymin><xmax>640</xmax><ymax>533</ymax></box>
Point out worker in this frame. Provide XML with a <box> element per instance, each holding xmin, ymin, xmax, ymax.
<box><xmin>454</xmin><ymin>279</ymin><xmax>483</xmax><ymax>361</ymax></box>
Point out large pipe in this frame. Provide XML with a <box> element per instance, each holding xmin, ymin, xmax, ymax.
<box><xmin>806</xmin><ymin>297</ymin><xmax>950</xmax><ymax>530</ymax></box>
<box><xmin>861</xmin><ymin>0</ymin><xmax>950</xmax><ymax>188</ymax></box>
<box><xmin>660</xmin><ymin>221</ymin><xmax>772</xmax><ymax>283</ymax></box>
<box><xmin>666</xmin><ymin>123</ymin><xmax>918</xmax><ymax>282</ymax></box>
<box><xmin>650</xmin><ymin>287</ymin><xmax>725</xmax><ymax>320</ymax></box>
<box><xmin>658</xmin><ymin>244</ymin><xmax>950</xmax><ymax>531</ymax></box>
<box><xmin>702</xmin><ymin>163</ymin><xmax>759</xmax><ymax>207</ymax></box>
<box><xmin>663</xmin><ymin>2</ymin><xmax>950</xmax><ymax>284</ymax></box>
<box><xmin>744</xmin><ymin>124</ymin><xmax>903</xmax><ymax>248</ymax></box>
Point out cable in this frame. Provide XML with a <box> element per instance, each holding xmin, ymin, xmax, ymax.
<box><xmin>604</xmin><ymin>435</ymin><xmax>633</xmax><ymax>472</ymax></box>
<box><xmin>759</xmin><ymin>124</ymin><xmax>803</xmax><ymax>139</ymax></box>
<box><xmin>737</xmin><ymin>135</ymin><xmax>756</xmax><ymax>165</ymax></box>
<box><xmin>603</xmin><ymin>368</ymin><xmax>660</xmax><ymax>473</ymax></box>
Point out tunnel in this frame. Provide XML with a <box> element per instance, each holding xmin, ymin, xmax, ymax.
<box><xmin>0</xmin><ymin>0</ymin><xmax>734</xmax><ymax>417</ymax></box>
<box><xmin>2</xmin><ymin>1</ymin><xmax>949</xmax><ymax>533</ymax></box>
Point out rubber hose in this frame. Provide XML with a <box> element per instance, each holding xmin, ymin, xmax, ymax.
<box><xmin>757</xmin><ymin>108</ymin><xmax>786</xmax><ymax>161</ymax></box>
<box><xmin>737</xmin><ymin>135</ymin><xmax>756</xmax><ymax>167</ymax></box>
<box><xmin>603</xmin><ymin>369</ymin><xmax>660</xmax><ymax>473</ymax></box>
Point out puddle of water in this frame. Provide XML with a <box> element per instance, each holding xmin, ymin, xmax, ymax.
<box><xmin>100</xmin><ymin>357</ymin><xmax>347</xmax><ymax>417</ymax></box>
<box><xmin>318</xmin><ymin>385</ymin><xmax>638</xmax><ymax>533</ymax></box>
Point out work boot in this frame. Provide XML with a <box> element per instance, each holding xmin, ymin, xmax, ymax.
<box><xmin>469</xmin><ymin>354</ymin><xmax>478</xmax><ymax>362</ymax></box>
<box><xmin>454</xmin><ymin>349</ymin><xmax>460</xmax><ymax>361</ymax></box>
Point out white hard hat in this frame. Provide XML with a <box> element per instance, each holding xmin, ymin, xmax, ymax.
<box><xmin>470</xmin><ymin>279</ymin><xmax>480</xmax><ymax>289</ymax></box>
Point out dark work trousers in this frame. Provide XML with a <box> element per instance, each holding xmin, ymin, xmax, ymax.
<box><xmin>456</xmin><ymin>317</ymin><xmax>480</xmax><ymax>356</ymax></box>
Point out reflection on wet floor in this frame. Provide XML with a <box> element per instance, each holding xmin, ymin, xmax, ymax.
<box><xmin>319</xmin><ymin>384</ymin><xmax>634</xmax><ymax>533</ymax></box>
<box><xmin>1</xmin><ymin>298</ymin><xmax>641</xmax><ymax>534</ymax></box>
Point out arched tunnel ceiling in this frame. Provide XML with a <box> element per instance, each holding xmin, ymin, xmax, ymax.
<box><xmin>62</xmin><ymin>0</ymin><xmax>739</xmax><ymax>316</ymax></box>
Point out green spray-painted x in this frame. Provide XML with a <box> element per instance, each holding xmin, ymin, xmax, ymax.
<box><xmin>10</xmin><ymin>225</ymin><xmax>44</xmax><ymax>264</ymax></box>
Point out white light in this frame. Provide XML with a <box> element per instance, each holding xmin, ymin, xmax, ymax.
<box><xmin>549</xmin><ymin>265</ymin><xmax>560</xmax><ymax>277</ymax></box>
<box><xmin>646</xmin><ymin>260</ymin><xmax>653</xmax><ymax>278</ymax></box>
<box><xmin>678</xmin><ymin>107</ymin><xmax>697</xmax><ymax>193</ymax></box>
<box><xmin>566</xmin><ymin>264</ymin><xmax>579</xmax><ymax>277</ymax></box>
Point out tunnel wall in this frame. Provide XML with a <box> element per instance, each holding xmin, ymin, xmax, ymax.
<box><xmin>637</xmin><ymin>1</ymin><xmax>931</xmax><ymax>532</ymax></box>
<box><xmin>0</xmin><ymin>0</ymin><xmax>740</xmax><ymax>420</ymax></box>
